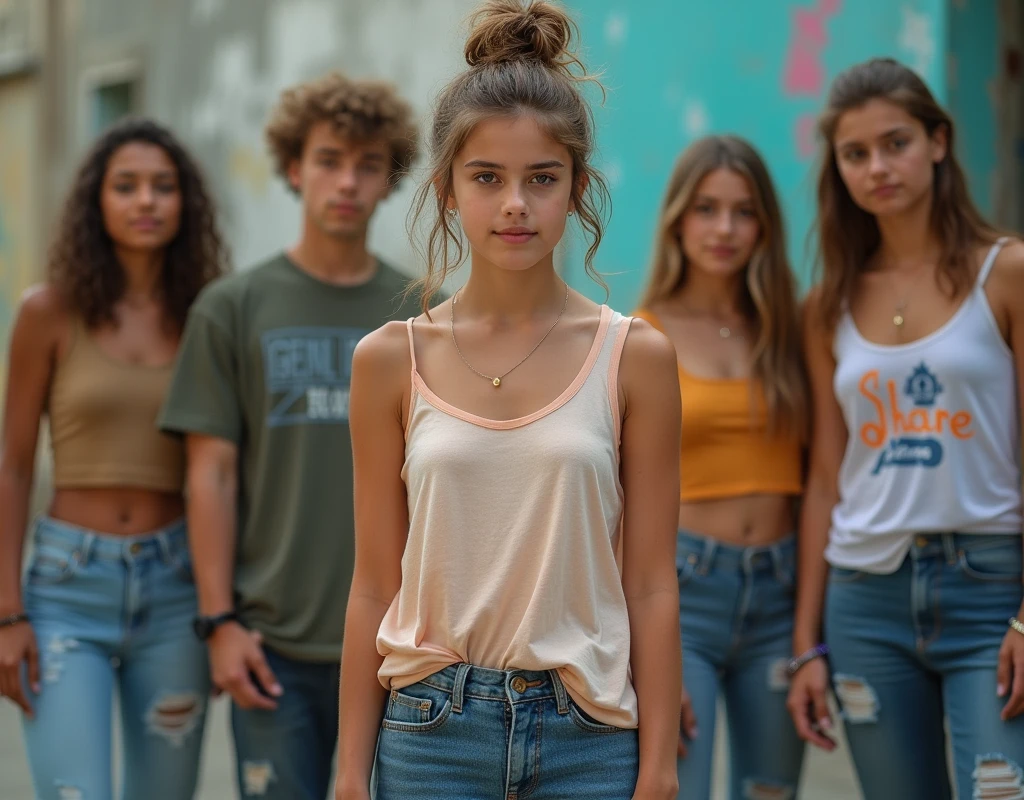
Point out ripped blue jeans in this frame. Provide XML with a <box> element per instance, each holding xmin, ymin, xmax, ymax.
<box><xmin>675</xmin><ymin>530</ymin><xmax>805</xmax><ymax>800</ymax></box>
<box><xmin>20</xmin><ymin>517</ymin><xmax>210</xmax><ymax>800</ymax></box>
<box><xmin>826</xmin><ymin>533</ymin><xmax>1024</xmax><ymax>800</ymax></box>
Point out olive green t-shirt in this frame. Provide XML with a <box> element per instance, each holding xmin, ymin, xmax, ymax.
<box><xmin>159</xmin><ymin>253</ymin><xmax>420</xmax><ymax>662</ymax></box>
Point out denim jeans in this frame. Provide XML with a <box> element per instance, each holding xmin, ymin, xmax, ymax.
<box><xmin>20</xmin><ymin>517</ymin><xmax>210</xmax><ymax>800</ymax></box>
<box><xmin>826</xmin><ymin>533</ymin><xmax>1024</xmax><ymax>800</ymax></box>
<box><xmin>675</xmin><ymin>530</ymin><xmax>805</xmax><ymax>800</ymax></box>
<box><xmin>231</xmin><ymin>646</ymin><xmax>340</xmax><ymax>799</ymax></box>
<box><xmin>373</xmin><ymin>663</ymin><xmax>639</xmax><ymax>799</ymax></box>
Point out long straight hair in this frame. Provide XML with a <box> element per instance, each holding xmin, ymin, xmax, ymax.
<box><xmin>638</xmin><ymin>135</ymin><xmax>807</xmax><ymax>436</ymax></box>
<box><xmin>814</xmin><ymin>58</ymin><xmax>1000</xmax><ymax>330</ymax></box>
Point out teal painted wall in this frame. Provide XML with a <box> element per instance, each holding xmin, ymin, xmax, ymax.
<box><xmin>947</xmin><ymin>0</ymin><xmax>999</xmax><ymax>218</ymax></box>
<box><xmin>562</xmin><ymin>0</ymin><xmax>948</xmax><ymax>309</ymax></box>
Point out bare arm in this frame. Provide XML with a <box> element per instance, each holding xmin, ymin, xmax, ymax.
<box><xmin>335</xmin><ymin>322</ymin><xmax>410</xmax><ymax>800</ymax></box>
<box><xmin>989</xmin><ymin>239</ymin><xmax>1024</xmax><ymax>721</ymax></box>
<box><xmin>0</xmin><ymin>287</ymin><xmax>64</xmax><ymax>714</ymax></box>
<box><xmin>186</xmin><ymin>434</ymin><xmax>280</xmax><ymax>710</ymax></box>
<box><xmin>185</xmin><ymin>435</ymin><xmax>239</xmax><ymax>617</ymax></box>
<box><xmin>618</xmin><ymin>320</ymin><xmax>683</xmax><ymax>800</ymax></box>
<box><xmin>787</xmin><ymin>288</ymin><xmax>847</xmax><ymax>751</ymax></box>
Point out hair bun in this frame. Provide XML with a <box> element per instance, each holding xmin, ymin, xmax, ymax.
<box><xmin>465</xmin><ymin>0</ymin><xmax>577</xmax><ymax>72</ymax></box>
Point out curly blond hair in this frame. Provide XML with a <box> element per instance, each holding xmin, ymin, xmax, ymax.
<box><xmin>265</xmin><ymin>72</ymin><xmax>418</xmax><ymax>192</ymax></box>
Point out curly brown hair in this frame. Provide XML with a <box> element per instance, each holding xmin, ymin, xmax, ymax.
<box><xmin>265</xmin><ymin>71</ymin><xmax>419</xmax><ymax>192</ymax></box>
<box><xmin>47</xmin><ymin>117</ymin><xmax>228</xmax><ymax>330</ymax></box>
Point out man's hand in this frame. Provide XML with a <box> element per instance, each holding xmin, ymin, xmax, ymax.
<box><xmin>208</xmin><ymin>622</ymin><xmax>282</xmax><ymax>710</ymax></box>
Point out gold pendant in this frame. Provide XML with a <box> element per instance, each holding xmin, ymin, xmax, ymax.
<box><xmin>893</xmin><ymin>314</ymin><xmax>904</xmax><ymax>327</ymax></box>
<box><xmin>492</xmin><ymin>377</ymin><xmax>501</xmax><ymax>387</ymax></box>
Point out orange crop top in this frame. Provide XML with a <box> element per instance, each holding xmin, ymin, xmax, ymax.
<box><xmin>634</xmin><ymin>309</ymin><xmax>803</xmax><ymax>501</ymax></box>
<box><xmin>48</xmin><ymin>318</ymin><xmax>185</xmax><ymax>492</ymax></box>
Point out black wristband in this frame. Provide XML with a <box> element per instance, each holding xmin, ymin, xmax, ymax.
<box><xmin>192</xmin><ymin>611</ymin><xmax>240</xmax><ymax>641</ymax></box>
<box><xmin>0</xmin><ymin>612</ymin><xmax>29</xmax><ymax>628</ymax></box>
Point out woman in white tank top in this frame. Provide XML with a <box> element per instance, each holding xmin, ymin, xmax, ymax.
<box><xmin>787</xmin><ymin>58</ymin><xmax>1024</xmax><ymax>799</ymax></box>
<box><xmin>334</xmin><ymin>3</ymin><xmax>683</xmax><ymax>799</ymax></box>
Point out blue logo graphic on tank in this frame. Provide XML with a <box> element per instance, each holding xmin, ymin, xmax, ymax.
<box><xmin>869</xmin><ymin>363</ymin><xmax>955</xmax><ymax>475</ymax></box>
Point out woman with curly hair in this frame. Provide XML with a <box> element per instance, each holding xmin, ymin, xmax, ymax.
<box><xmin>0</xmin><ymin>117</ymin><xmax>227</xmax><ymax>800</ymax></box>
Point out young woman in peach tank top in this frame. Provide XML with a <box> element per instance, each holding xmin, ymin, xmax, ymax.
<box><xmin>635</xmin><ymin>136</ymin><xmax>809</xmax><ymax>800</ymax></box>
<box><xmin>335</xmin><ymin>3</ymin><xmax>682</xmax><ymax>799</ymax></box>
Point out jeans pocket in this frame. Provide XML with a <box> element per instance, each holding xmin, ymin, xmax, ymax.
<box><xmin>26</xmin><ymin>547</ymin><xmax>81</xmax><ymax>586</ymax></box>
<box><xmin>568</xmin><ymin>699</ymin><xmax>629</xmax><ymax>735</ymax></box>
<box><xmin>957</xmin><ymin>540</ymin><xmax>1023</xmax><ymax>583</ymax></box>
<box><xmin>381</xmin><ymin>682</ymin><xmax>453</xmax><ymax>733</ymax></box>
<box><xmin>829</xmin><ymin>565</ymin><xmax>869</xmax><ymax>583</ymax></box>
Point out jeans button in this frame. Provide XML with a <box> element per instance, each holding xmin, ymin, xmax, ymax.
<box><xmin>129</xmin><ymin>543</ymin><xmax>142</xmax><ymax>555</ymax></box>
<box><xmin>915</xmin><ymin>536</ymin><xmax>928</xmax><ymax>548</ymax></box>
<box><xmin>510</xmin><ymin>677</ymin><xmax>527</xmax><ymax>694</ymax></box>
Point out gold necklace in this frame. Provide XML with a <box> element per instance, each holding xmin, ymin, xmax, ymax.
<box><xmin>883</xmin><ymin>260</ymin><xmax>936</xmax><ymax>328</ymax></box>
<box><xmin>450</xmin><ymin>282</ymin><xmax>569</xmax><ymax>388</ymax></box>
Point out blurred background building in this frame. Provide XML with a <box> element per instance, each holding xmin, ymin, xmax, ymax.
<box><xmin>1</xmin><ymin>0</ymin><xmax>1022</xmax><ymax>387</ymax></box>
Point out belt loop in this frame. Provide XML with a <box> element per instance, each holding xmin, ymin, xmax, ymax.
<box><xmin>698</xmin><ymin>537</ymin><xmax>718</xmax><ymax>577</ymax></box>
<box><xmin>769</xmin><ymin>542</ymin><xmax>784</xmax><ymax>582</ymax></box>
<box><xmin>451</xmin><ymin>663</ymin><xmax>470</xmax><ymax>714</ymax></box>
<box><xmin>156</xmin><ymin>531</ymin><xmax>174</xmax><ymax>565</ymax></box>
<box><xmin>942</xmin><ymin>532</ymin><xmax>958</xmax><ymax>564</ymax></box>
<box><xmin>79</xmin><ymin>533</ymin><xmax>95</xmax><ymax>566</ymax></box>
<box><xmin>549</xmin><ymin>670</ymin><xmax>570</xmax><ymax>715</ymax></box>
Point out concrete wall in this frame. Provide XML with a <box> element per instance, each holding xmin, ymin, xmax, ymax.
<box><xmin>564</xmin><ymin>0</ymin><xmax>951</xmax><ymax>309</ymax></box>
<box><xmin>0</xmin><ymin>0</ymin><xmax>44</xmax><ymax>399</ymax></box>
<box><xmin>58</xmin><ymin>0</ymin><xmax>479</xmax><ymax>273</ymax></box>
<box><xmin>1</xmin><ymin>0</ymin><xmax>1019</xmax><ymax>365</ymax></box>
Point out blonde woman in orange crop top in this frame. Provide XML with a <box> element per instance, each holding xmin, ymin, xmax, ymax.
<box><xmin>0</xmin><ymin>119</ymin><xmax>226</xmax><ymax>799</ymax></box>
<box><xmin>635</xmin><ymin>135</ymin><xmax>809</xmax><ymax>800</ymax></box>
<box><xmin>335</xmin><ymin>4</ymin><xmax>683</xmax><ymax>800</ymax></box>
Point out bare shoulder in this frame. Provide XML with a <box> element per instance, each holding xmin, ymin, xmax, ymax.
<box><xmin>18</xmin><ymin>283</ymin><xmax>68</xmax><ymax>324</ymax></box>
<box><xmin>12</xmin><ymin>284</ymin><xmax>70</xmax><ymax>346</ymax></box>
<box><xmin>985</xmin><ymin>238</ymin><xmax>1024</xmax><ymax>317</ymax></box>
<box><xmin>353</xmin><ymin>319</ymin><xmax>413</xmax><ymax>377</ymax></box>
<box><xmin>989</xmin><ymin>237</ymin><xmax>1024</xmax><ymax>283</ymax></box>
<box><xmin>620</xmin><ymin>317</ymin><xmax>677</xmax><ymax>387</ymax></box>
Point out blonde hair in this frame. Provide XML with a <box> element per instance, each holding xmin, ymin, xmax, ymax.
<box><xmin>409</xmin><ymin>0</ymin><xmax>609</xmax><ymax>311</ymax></box>
<box><xmin>814</xmin><ymin>58</ymin><xmax>1000</xmax><ymax>330</ymax></box>
<box><xmin>639</xmin><ymin>135</ymin><xmax>807</xmax><ymax>436</ymax></box>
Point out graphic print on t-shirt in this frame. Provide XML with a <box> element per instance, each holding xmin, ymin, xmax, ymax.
<box><xmin>261</xmin><ymin>326</ymin><xmax>368</xmax><ymax>426</ymax></box>
<box><xmin>857</xmin><ymin>362</ymin><xmax>974</xmax><ymax>475</ymax></box>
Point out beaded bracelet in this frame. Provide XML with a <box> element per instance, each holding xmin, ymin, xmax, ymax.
<box><xmin>1010</xmin><ymin>617</ymin><xmax>1024</xmax><ymax>637</ymax></box>
<box><xmin>787</xmin><ymin>644</ymin><xmax>830</xmax><ymax>677</ymax></box>
<box><xmin>0</xmin><ymin>612</ymin><xmax>29</xmax><ymax>629</ymax></box>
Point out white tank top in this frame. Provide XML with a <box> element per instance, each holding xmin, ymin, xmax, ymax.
<box><xmin>827</xmin><ymin>239</ymin><xmax>1022</xmax><ymax>573</ymax></box>
<box><xmin>376</xmin><ymin>306</ymin><xmax>640</xmax><ymax>728</ymax></box>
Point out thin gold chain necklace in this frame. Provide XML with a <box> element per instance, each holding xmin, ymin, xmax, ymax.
<box><xmin>450</xmin><ymin>281</ymin><xmax>569</xmax><ymax>388</ymax></box>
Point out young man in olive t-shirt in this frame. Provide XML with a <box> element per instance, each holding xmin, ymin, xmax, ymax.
<box><xmin>159</xmin><ymin>72</ymin><xmax>421</xmax><ymax>800</ymax></box>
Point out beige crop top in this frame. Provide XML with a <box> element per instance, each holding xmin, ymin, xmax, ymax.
<box><xmin>48</xmin><ymin>318</ymin><xmax>185</xmax><ymax>492</ymax></box>
<box><xmin>377</xmin><ymin>306</ymin><xmax>639</xmax><ymax>728</ymax></box>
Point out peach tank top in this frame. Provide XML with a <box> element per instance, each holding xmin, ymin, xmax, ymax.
<box><xmin>376</xmin><ymin>306</ymin><xmax>639</xmax><ymax>728</ymax></box>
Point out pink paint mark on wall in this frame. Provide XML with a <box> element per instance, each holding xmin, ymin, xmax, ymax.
<box><xmin>783</xmin><ymin>0</ymin><xmax>843</xmax><ymax>159</ymax></box>
<box><xmin>782</xmin><ymin>1</ymin><xmax>843</xmax><ymax>97</ymax></box>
